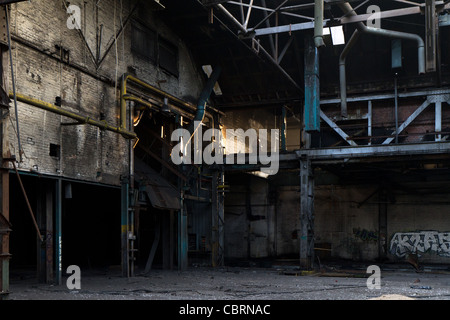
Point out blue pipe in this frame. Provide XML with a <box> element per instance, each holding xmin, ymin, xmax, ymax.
<box><xmin>190</xmin><ymin>66</ymin><xmax>222</xmax><ymax>132</ymax></box>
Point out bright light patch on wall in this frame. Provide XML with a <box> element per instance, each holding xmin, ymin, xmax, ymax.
<box><xmin>323</xmin><ymin>27</ymin><xmax>330</xmax><ymax>36</ymax></box>
<box><xmin>202</xmin><ymin>65</ymin><xmax>223</xmax><ymax>96</ymax></box>
<box><xmin>330</xmin><ymin>26</ymin><xmax>346</xmax><ymax>45</ymax></box>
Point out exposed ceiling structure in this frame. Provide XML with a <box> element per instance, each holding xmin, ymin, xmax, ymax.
<box><xmin>161</xmin><ymin>0</ymin><xmax>450</xmax><ymax>110</ymax></box>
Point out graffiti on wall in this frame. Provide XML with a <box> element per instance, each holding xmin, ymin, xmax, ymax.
<box><xmin>390</xmin><ymin>231</ymin><xmax>450</xmax><ymax>258</ymax></box>
<box><xmin>353</xmin><ymin>228</ymin><xmax>378</xmax><ymax>242</ymax></box>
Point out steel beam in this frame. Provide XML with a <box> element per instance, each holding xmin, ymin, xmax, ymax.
<box><xmin>320</xmin><ymin>111</ymin><xmax>358</xmax><ymax>146</ymax></box>
<box><xmin>320</xmin><ymin>88</ymin><xmax>450</xmax><ymax>105</ymax></box>
<box><xmin>296</xmin><ymin>141</ymin><xmax>450</xmax><ymax>160</ymax></box>
<box><xmin>383</xmin><ymin>99</ymin><xmax>431</xmax><ymax>145</ymax></box>
<box><xmin>254</xmin><ymin>6</ymin><xmax>423</xmax><ymax>36</ymax></box>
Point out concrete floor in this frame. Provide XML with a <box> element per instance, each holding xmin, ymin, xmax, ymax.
<box><xmin>6</xmin><ymin>263</ymin><xmax>450</xmax><ymax>300</ymax></box>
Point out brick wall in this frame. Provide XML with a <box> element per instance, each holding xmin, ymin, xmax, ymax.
<box><xmin>4</xmin><ymin>0</ymin><xmax>204</xmax><ymax>186</ymax></box>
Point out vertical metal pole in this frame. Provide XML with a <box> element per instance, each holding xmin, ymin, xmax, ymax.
<box><xmin>435</xmin><ymin>101</ymin><xmax>442</xmax><ymax>142</ymax></box>
<box><xmin>378</xmin><ymin>189</ymin><xmax>388</xmax><ymax>261</ymax></box>
<box><xmin>45</xmin><ymin>184</ymin><xmax>53</xmax><ymax>284</ymax></box>
<box><xmin>425</xmin><ymin>0</ymin><xmax>437</xmax><ymax>73</ymax></box>
<box><xmin>218</xmin><ymin>171</ymin><xmax>225</xmax><ymax>267</ymax></box>
<box><xmin>211</xmin><ymin>171</ymin><xmax>219</xmax><ymax>267</ymax></box>
<box><xmin>368</xmin><ymin>101</ymin><xmax>372</xmax><ymax>146</ymax></box>
<box><xmin>314</xmin><ymin>0</ymin><xmax>325</xmax><ymax>48</ymax></box>
<box><xmin>394</xmin><ymin>75</ymin><xmax>399</xmax><ymax>144</ymax></box>
<box><xmin>299</xmin><ymin>158</ymin><xmax>314</xmax><ymax>270</ymax></box>
<box><xmin>36</xmin><ymin>189</ymin><xmax>45</xmax><ymax>282</ymax></box>
<box><xmin>0</xmin><ymin>170</ymin><xmax>10</xmax><ymax>298</ymax></box>
<box><xmin>211</xmin><ymin>169</ymin><xmax>225</xmax><ymax>267</ymax></box>
<box><xmin>55</xmin><ymin>179</ymin><xmax>62</xmax><ymax>285</ymax></box>
<box><xmin>169</xmin><ymin>210</ymin><xmax>174</xmax><ymax>270</ymax></box>
<box><xmin>121</xmin><ymin>178</ymin><xmax>129</xmax><ymax>277</ymax></box>
<box><xmin>178</xmin><ymin>189</ymin><xmax>187</xmax><ymax>271</ymax></box>
<box><xmin>304</xmin><ymin>35</ymin><xmax>321</xmax><ymax>133</ymax></box>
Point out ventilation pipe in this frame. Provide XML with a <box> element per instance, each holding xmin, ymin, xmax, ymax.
<box><xmin>339</xmin><ymin>29</ymin><xmax>361</xmax><ymax>118</ymax></box>
<box><xmin>338</xmin><ymin>2</ymin><xmax>425</xmax><ymax>118</ymax></box>
<box><xmin>314</xmin><ymin>0</ymin><xmax>325</xmax><ymax>48</ymax></box>
<box><xmin>191</xmin><ymin>65</ymin><xmax>222</xmax><ymax>128</ymax></box>
<box><xmin>186</xmin><ymin>66</ymin><xmax>222</xmax><ymax>164</ymax></box>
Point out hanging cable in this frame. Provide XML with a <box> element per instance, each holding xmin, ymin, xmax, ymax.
<box><xmin>5</xmin><ymin>6</ymin><xmax>23</xmax><ymax>162</ymax></box>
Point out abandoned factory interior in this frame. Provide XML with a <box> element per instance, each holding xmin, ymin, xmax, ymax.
<box><xmin>1</xmin><ymin>0</ymin><xmax>450</xmax><ymax>301</ymax></box>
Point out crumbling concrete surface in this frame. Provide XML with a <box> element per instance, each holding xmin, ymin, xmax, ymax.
<box><xmin>6</xmin><ymin>266</ymin><xmax>450</xmax><ymax>300</ymax></box>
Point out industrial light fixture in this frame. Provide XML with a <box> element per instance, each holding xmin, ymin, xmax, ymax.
<box><xmin>330</xmin><ymin>26</ymin><xmax>346</xmax><ymax>46</ymax></box>
<box><xmin>161</xmin><ymin>96</ymin><xmax>171</xmax><ymax>113</ymax></box>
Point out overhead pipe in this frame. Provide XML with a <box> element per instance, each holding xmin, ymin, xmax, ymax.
<box><xmin>314</xmin><ymin>0</ymin><xmax>325</xmax><ymax>48</ymax></box>
<box><xmin>120</xmin><ymin>74</ymin><xmax>220</xmax><ymax>129</ymax></box>
<box><xmin>190</xmin><ymin>66</ymin><xmax>222</xmax><ymax>129</ymax></box>
<box><xmin>338</xmin><ymin>2</ymin><xmax>425</xmax><ymax>118</ymax></box>
<box><xmin>10</xmin><ymin>92</ymin><xmax>137</xmax><ymax>139</ymax></box>
<box><xmin>339</xmin><ymin>29</ymin><xmax>362</xmax><ymax>118</ymax></box>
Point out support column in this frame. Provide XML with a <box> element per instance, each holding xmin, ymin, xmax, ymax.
<box><xmin>211</xmin><ymin>170</ymin><xmax>225</xmax><ymax>267</ymax></box>
<box><xmin>121</xmin><ymin>178</ymin><xmax>129</xmax><ymax>277</ymax></box>
<box><xmin>45</xmin><ymin>184</ymin><xmax>53</xmax><ymax>283</ymax></box>
<box><xmin>0</xmin><ymin>5</ymin><xmax>10</xmax><ymax>298</ymax></box>
<box><xmin>304</xmin><ymin>35</ymin><xmax>321</xmax><ymax>133</ymax></box>
<box><xmin>211</xmin><ymin>171</ymin><xmax>219</xmax><ymax>267</ymax></box>
<box><xmin>36</xmin><ymin>182</ymin><xmax>54</xmax><ymax>284</ymax></box>
<box><xmin>299</xmin><ymin>158</ymin><xmax>314</xmax><ymax>270</ymax></box>
<box><xmin>36</xmin><ymin>186</ymin><xmax>45</xmax><ymax>282</ymax></box>
<box><xmin>378</xmin><ymin>189</ymin><xmax>388</xmax><ymax>261</ymax></box>
<box><xmin>55</xmin><ymin>179</ymin><xmax>62</xmax><ymax>285</ymax></box>
<box><xmin>0</xmin><ymin>170</ymin><xmax>10</xmax><ymax>299</ymax></box>
<box><xmin>178</xmin><ymin>189</ymin><xmax>188</xmax><ymax>271</ymax></box>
